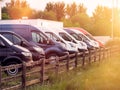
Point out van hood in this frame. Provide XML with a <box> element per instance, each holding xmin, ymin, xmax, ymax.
<box><xmin>11</xmin><ymin>45</ymin><xmax>30</xmax><ymax>53</ymax></box>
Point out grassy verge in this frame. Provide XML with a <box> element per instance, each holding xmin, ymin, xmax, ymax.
<box><xmin>27</xmin><ymin>56</ymin><xmax>120</xmax><ymax>90</ymax></box>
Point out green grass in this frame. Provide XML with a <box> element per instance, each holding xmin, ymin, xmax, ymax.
<box><xmin>27</xmin><ymin>56</ymin><xmax>120</xmax><ymax>90</ymax></box>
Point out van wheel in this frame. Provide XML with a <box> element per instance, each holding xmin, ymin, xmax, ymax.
<box><xmin>47</xmin><ymin>54</ymin><xmax>59</xmax><ymax>64</ymax></box>
<box><xmin>5</xmin><ymin>61</ymin><xmax>20</xmax><ymax>76</ymax></box>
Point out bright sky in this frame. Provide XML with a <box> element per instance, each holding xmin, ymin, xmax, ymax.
<box><xmin>2</xmin><ymin>0</ymin><xmax>119</xmax><ymax>16</ymax></box>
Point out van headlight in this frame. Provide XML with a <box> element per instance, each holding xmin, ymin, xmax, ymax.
<box><xmin>89</xmin><ymin>41</ymin><xmax>94</xmax><ymax>46</ymax></box>
<box><xmin>69</xmin><ymin>43</ymin><xmax>76</xmax><ymax>48</ymax></box>
<box><xmin>22</xmin><ymin>52</ymin><xmax>32</xmax><ymax>57</ymax></box>
<box><xmin>59</xmin><ymin>43</ymin><xmax>66</xmax><ymax>49</ymax></box>
<box><xmin>94</xmin><ymin>42</ymin><xmax>99</xmax><ymax>47</ymax></box>
<box><xmin>33</xmin><ymin>47</ymin><xmax>44</xmax><ymax>53</ymax></box>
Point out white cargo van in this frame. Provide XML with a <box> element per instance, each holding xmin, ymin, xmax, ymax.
<box><xmin>41</xmin><ymin>27</ymin><xmax>87</xmax><ymax>52</ymax></box>
<box><xmin>65</xmin><ymin>28</ymin><xmax>99</xmax><ymax>49</ymax></box>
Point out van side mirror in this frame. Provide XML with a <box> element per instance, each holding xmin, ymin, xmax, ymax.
<box><xmin>0</xmin><ymin>42</ymin><xmax>6</xmax><ymax>48</ymax></box>
<box><xmin>21</xmin><ymin>41</ymin><xmax>27</xmax><ymax>46</ymax></box>
<box><xmin>20</xmin><ymin>41</ymin><xmax>24</xmax><ymax>46</ymax></box>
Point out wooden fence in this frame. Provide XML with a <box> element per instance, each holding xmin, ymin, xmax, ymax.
<box><xmin>0</xmin><ymin>46</ymin><xmax>120</xmax><ymax>90</ymax></box>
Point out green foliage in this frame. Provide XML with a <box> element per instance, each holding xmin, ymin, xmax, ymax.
<box><xmin>91</xmin><ymin>6</ymin><xmax>112</xmax><ymax>36</ymax></box>
<box><xmin>27</xmin><ymin>56</ymin><xmax>120</xmax><ymax>90</ymax></box>
<box><xmin>112</xmin><ymin>8</ymin><xmax>120</xmax><ymax>37</ymax></box>
<box><xmin>45</xmin><ymin>2</ymin><xmax>54</xmax><ymax>12</ymax></box>
<box><xmin>43</xmin><ymin>11</ymin><xmax>57</xmax><ymax>20</ymax></box>
<box><xmin>66</xmin><ymin>2</ymin><xmax>77</xmax><ymax>18</ymax></box>
<box><xmin>45</xmin><ymin>2</ymin><xmax>65</xmax><ymax>21</ymax></box>
<box><xmin>71</xmin><ymin>13</ymin><xmax>91</xmax><ymax>29</ymax></box>
<box><xmin>2</xmin><ymin>13</ymin><xmax>9</xmax><ymax>19</ymax></box>
<box><xmin>77</xmin><ymin>3</ymin><xmax>87</xmax><ymax>14</ymax></box>
<box><xmin>62</xmin><ymin>18</ymin><xmax>73</xmax><ymax>27</ymax></box>
<box><xmin>5</xmin><ymin>0</ymin><xmax>32</xmax><ymax>19</ymax></box>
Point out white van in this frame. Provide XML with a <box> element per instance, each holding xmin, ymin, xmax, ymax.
<box><xmin>41</xmin><ymin>27</ymin><xmax>87</xmax><ymax>52</ymax></box>
<box><xmin>65</xmin><ymin>28</ymin><xmax>99</xmax><ymax>49</ymax></box>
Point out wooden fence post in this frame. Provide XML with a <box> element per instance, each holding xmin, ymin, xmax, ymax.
<box><xmin>22</xmin><ymin>62</ymin><xmax>26</xmax><ymax>90</ymax></box>
<box><xmin>66</xmin><ymin>53</ymin><xmax>70</xmax><ymax>71</ymax></box>
<box><xmin>94</xmin><ymin>49</ymin><xmax>97</xmax><ymax>62</ymax></box>
<box><xmin>89</xmin><ymin>50</ymin><xmax>91</xmax><ymax>64</ymax></box>
<box><xmin>82</xmin><ymin>50</ymin><xmax>85</xmax><ymax>66</ymax></box>
<box><xmin>101</xmin><ymin>48</ymin><xmax>103</xmax><ymax>60</ymax></box>
<box><xmin>108</xmin><ymin>48</ymin><xmax>111</xmax><ymax>59</ymax></box>
<box><xmin>41</xmin><ymin>58</ymin><xmax>45</xmax><ymax>84</ymax></box>
<box><xmin>99</xmin><ymin>48</ymin><xmax>101</xmax><ymax>61</ymax></box>
<box><xmin>103</xmin><ymin>48</ymin><xmax>105</xmax><ymax>59</ymax></box>
<box><xmin>55</xmin><ymin>56</ymin><xmax>59</xmax><ymax>75</ymax></box>
<box><xmin>109</xmin><ymin>46</ymin><xmax>112</xmax><ymax>58</ymax></box>
<box><xmin>0</xmin><ymin>63</ymin><xmax>2</xmax><ymax>90</ymax></box>
<box><xmin>75</xmin><ymin>52</ymin><xmax>78</xmax><ymax>68</ymax></box>
<box><xmin>103</xmin><ymin>48</ymin><xmax>104</xmax><ymax>59</ymax></box>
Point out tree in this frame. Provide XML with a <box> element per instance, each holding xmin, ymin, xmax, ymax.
<box><xmin>45</xmin><ymin>2</ymin><xmax>65</xmax><ymax>21</ymax></box>
<box><xmin>92</xmin><ymin>6</ymin><xmax>112</xmax><ymax>36</ymax></box>
<box><xmin>2</xmin><ymin>13</ymin><xmax>9</xmax><ymax>19</ymax></box>
<box><xmin>42</xmin><ymin>11</ymin><xmax>57</xmax><ymax>20</ymax></box>
<box><xmin>112</xmin><ymin>8</ymin><xmax>120</xmax><ymax>37</ymax></box>
<box><xmin>45</xmin><ymin>2</ymin><xmax>54</xmax><ymax>12</ymax></box>
<box><xmin>0</xmin><ymin>0</ymin><xmax>3</xmax><ymax>19</ymax></box>
<box><xmin>6</xmin><ymin>0</ymin><xmax>32</xmax><ymax>19</ymax></box>
<box><xmin>54</xmin><ymin>2</ymin><xmax>65</xmax><ymax>21</ymax></box>
<box><xmin>77</xmin><ymin>3</ymin><xmax>87</xmax><ymax>14</ymax></box>
<box><xmin>66</xmin><ymin>2</ymin><xmax>77</xmax><ymax>18</ymax></box>
<box><xmin>71</xmin><ymin>13</ymin><xmax>91</xmax><ymax>30</ymax></box>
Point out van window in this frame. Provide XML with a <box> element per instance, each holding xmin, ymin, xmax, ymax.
<box><xmin>12</xmin><ymin>35</ymin><xmax>21</xmax><ymax>45</ymax></box>
<box><xmin>71</xmin><ymin>33</ymin><xmax>82</xmax><ymax>41</ymax></box>
<box><xmin>32</xmin><ymin>32</ymin><xmax>48</xmax><ymax>44</ymax></box>
<box><xmin>79</xmin><ymin>34</ymin><xmax>90</xmax><ymax>41</ymax></box>
<box><xmin>2</xmin><ymin>33</ymin><xmax>21</xmax><ymax>45</ymax></box>
<box><xmin>2</xmin><ymin>34</ymin><xmax>13</xmax><ymax>42</ymax></box>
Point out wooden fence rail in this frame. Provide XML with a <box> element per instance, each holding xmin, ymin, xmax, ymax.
<box><xmin>0</xmin><ymin>46</ymin><xmax>119</xmax><ymax>90</ymax></box>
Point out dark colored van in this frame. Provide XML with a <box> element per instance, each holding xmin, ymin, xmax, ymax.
<box><xmin>0</xmin><ymin>34</ymin><xmax>33</xmax><ymax>75</ymax></box>
<box><xmin>0</xmin><ymin>31</ymin><xmax>45</xmax><ymax>61</ymax></box>
<box><xmin>0</xmin><ymin>24</ymin><xmax>68</xmax><ymax>62</ymax></box>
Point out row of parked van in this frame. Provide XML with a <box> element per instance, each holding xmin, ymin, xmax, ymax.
<box><xmin>0</xmin><ymin>19</ymin><xmax>104</xmax><ymax>76</ymax></box>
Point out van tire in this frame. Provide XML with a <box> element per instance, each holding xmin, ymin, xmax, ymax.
<box><xmin>5</xmin><ymin>61</ymin><xmax>20</xmax><ymax>76</ymax></box>
<box><xmin>47</xmin><ymin>54</ymin><xmax>59</xmax><ymax>64</ymax></box>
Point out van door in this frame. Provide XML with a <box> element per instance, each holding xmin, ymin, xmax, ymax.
<box><xmin>0</xmin><ymin>39</ymin><xmax>7</xmax><ymax>62</ymax></box>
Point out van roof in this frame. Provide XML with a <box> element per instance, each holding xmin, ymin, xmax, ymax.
<box><xmin>0</xmin><ymin>19</ymin><xmax>63</xmax><ymax>28</ymax></box>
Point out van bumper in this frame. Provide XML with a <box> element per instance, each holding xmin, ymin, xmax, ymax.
<box><xmin>58</xmin><ymin>51</ymin><xmax>69</xmax><ymax>57</ymax></box>
<box><xmin>32</xmin><ymin>52</ymin><xmax>45</xmax><ymax>61</ymax></box>
<box><xmin>68</xmin><ymin>50</ymin><xmax>78</xmax><ymax>54</ymax></box>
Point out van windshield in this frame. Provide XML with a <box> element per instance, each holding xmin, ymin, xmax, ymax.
<box><xmin>85</xmin><ymin>34</ymin><xmax>95</xmax><ymax>40</ymax></box>
<box><xmin>59</xmin><ymin>32</ymin><xmax>73</xmax><ymax>42</ymax></box>
<box><xmin>71</xmin><ymin>33</ymin><xmax>82</xmax><ymax>41</ymax></box>
<box><xmin>0</xmin><ymin>35</ymin><xmax>13</xmax><ymax>45</ymax></box>
<box><xmin>32</xmin><ymin>32</ymin><xmax>48</xmax><ymax>44</ymax></box>
<box><xmin>45</xmin><ymin>32</ymin><xmax>61</xmax><ymax>42</ymax></box>
<box><xmin>78</xmin><ymin>34</ymin><xmax>90</xmax><ymax>41</ymax></box>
